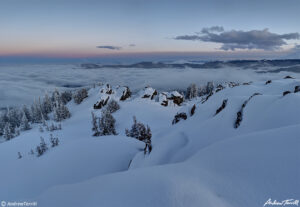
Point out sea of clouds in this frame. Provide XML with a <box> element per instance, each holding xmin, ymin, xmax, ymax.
<box><xmin>0</xmin><ymin>63</ymin><xmax>299</xmax><ymax>108</ymax></box>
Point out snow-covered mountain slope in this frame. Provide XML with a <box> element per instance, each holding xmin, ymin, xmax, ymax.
<box><xmin>0</xmin><ymin>78</ymin><xmax>299</xmax><ymax>207</ymax></box>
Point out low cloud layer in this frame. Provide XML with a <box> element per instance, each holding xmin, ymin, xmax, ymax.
<box><xmin>175</xmin><ymin>27</ymin><xmax>300</xmax><ymax>51</ymax></box>
<box><xmin>1</xmin><ymin>64</ymin><xmax>300</xmax><ymax>108</ymax></box>
<box><xmin>96</xmin><ymin>45</ymin><xmax>122</xmax><ymax>50</ymax></box>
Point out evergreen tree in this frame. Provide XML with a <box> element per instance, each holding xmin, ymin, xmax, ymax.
<box><xmin>50</xmin><ymin>134</ymin><xmax>59</xmax><ymax>147</ymax></box>
<box><xmin>3</xmin><ymin>122</ymin><xmax>13</xmax><ymax>140</ymax></box>
<box><xmin>60</xmin><ymin>91</ymin><xmax>72</xmax><ymax>104</ymax></box>
<box><xmin>20</xmin><ymin>112</ymin><xmax>31</xmax><ymax>131</ymax></box>
<box><xmin>36</xmin><ymin>137</ymin><xmax>48</xmax><ymax>156</ymax></box>
<box><xmin>125</xmin><ymin>116</ymin><xmax>152</xmax><ymax>142</ymax></box>
<box><xmin>0</xmin><ymin>111</ymin><xmax>8</xmax><ymax>136</ymax></box>
<box><xmin>98</xmin><ymin>110</ymin><xmax>117</xmax><ymax>136</ymax></box>
<box><xmin>54</xmin><ymin>102</ymin><xmax>71</xmax><ymax>122</ymax></box>
<box><xmin>31</xmin><ymin>101</ymin><xmax>42</xmax><ymax>123</ymax></box>
<box><xmin>22</xmin><ymin>105</ymin><xmax>32</xmax><ymax>122</ymax></box>
<box><xmin>73</xmin><ymin>88</ymin><xmax>88</xmax><ymax>104</ymax></box>
<box><xmin>7</xmin><ymin>107</ymin><xmax>21</xmax><ymax>130</ymax></box>
<box><xmin>42</xmin><ymin>93</ymin><xmax>53</xmax><ymax>114</ymax></box>
<box><xmin>186</xmin><ymin>83</ymin><xmax>198</xmax><ymax>99</ymax></box>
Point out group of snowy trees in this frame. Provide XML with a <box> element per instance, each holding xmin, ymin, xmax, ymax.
<box><xmin>91</xmin><ymin>99</ymin><xmax>120</xmax><ymax>136</ymax></box>
<box><xmin>73</xmin><ymin>88</ymin><xmax>88</xmax><ymax>104</ymax></box>
<box><xmin>36</xmin><ymin>134</ymin><xmax>59</xmax><ymax>157</ymax></box>
<box><xmin>125</xmin><ymin>116</ymin><xmax>152</xmax><ymax>154</ymax></box>
<box><xmin>185</xmin><ymin>82</ymin><xmax>215</xmax><ymax>100</ymax></box>
<box><xmin>0</xmin><ymin>88</ymin><xmax>74</xmax><ymax>141</ymax></box>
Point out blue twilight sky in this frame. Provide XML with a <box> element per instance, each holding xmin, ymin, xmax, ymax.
<box><xmin>0</xmin><ymin>0</ymin><xmax>300</xmax><ymax>62</ymax></box>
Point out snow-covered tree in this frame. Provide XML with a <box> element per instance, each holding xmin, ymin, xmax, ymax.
<box><xmin>106</xmin><ymin>99</ymin><xmax>120</xmax><ymax>113</ymax></box>
<box><xmin>98</xmin><ymin>110</ymin><xmax>117</xmax><ymax>136</ymax></box>
<box><xmin>36</xmin><ymin>137</ymin><xmax>48</xmax><ymax>157</ymax></box>
<box><xmin>125</xmin><ymin>116</ymin><xmax>152</xmax><ymax>142</ymax></box>
<box><xmin>206</xmin><ymin>81</ymin><xmax>214</xmax><ymax>94</ymax></box>
<box><xmin>73</xmin><ymin>88</ymin><xmax>88</xmax><ymax>104</ymax></box>
<box><xmin>42</xmin><ymin>93</ymin><xmax>53</xmax><ymax>114</ymax></box>
<box><xmin>20</xmin><ymin>112</ymin><xmax>31</xmax><ymax>131</ymax></box>
<box><xmin>186</xmin><ymin>83</ymin><xmax>198</xmax><ymax>99</ymax></box>
<box><xmin>31</xmin><ymin>101</ymin><xmax>43</xmax><ymax>123</ymax></box>
<box><xmin>0</xmin><ymin>111</ymin><xmax>8</xmax><ymax>136</ymax></box>
<box><xmin>60</xmin><ymin>91</ymin><xmax>72</xmax><ymax>105</ymax></box>
<box><xmin>50</xmin><ymin>134</ymin><xmax>59</xmax><ymax>147</ymax></box>
<box><xmin>3</xmin><ymin>122</ymin><xmax>13</xmax><ymax>140</ymax></box>
<box><xmin>7</xmin><ymin>107</ymin><xmax>21</xmax><ymax>130</ymax></box>
<box><xmin>22</xmin><ymin>105</ymin><xmax>32</xmax><ymax>122</ymax></box>
<box><xmin>53</xmin><ymin>102</ymin><xmax>71</xmax><ymax>122</ymax></box>
<box><xmin>91</xmin><ymin>112</ymin><xmax>100</xmax><ymax>136</ymax></box>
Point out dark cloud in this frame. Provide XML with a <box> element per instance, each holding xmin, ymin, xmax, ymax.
<box><xmin>175</xmin><ymin>27</ymin><xmax>300</xmax><ymax>51</ymax></box>
<box><xmin>96</xmin><ymin>45</ymin><xmax>122</xmax><ymax>50</ymax></box>
<box><xmin>129</xmin><ymin>44</ymin><xmax>136</xmax><ymax>47</ymax></box>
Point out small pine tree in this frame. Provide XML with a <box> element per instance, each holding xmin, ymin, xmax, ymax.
<box><xmin>36</xmin><ymin>137</ymin><xmax>48</xmax><ymax>157</ymax></box>
<box><xmin>20</xmin><ymin>112</ymin><xmax>31</xmax><ymax>131</ymax></box>
<box><xmin>98</xmin><ymin>110</ymin><xmax>117</xmax><ymax>136</ymax></box>
<box><xmin>50</xmin><ymin>134</ymin><xmax>59</xmax><ymax>147</ymax></box>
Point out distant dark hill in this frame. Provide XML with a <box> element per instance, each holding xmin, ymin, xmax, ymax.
<box><xmin>80</xmin><ymin>59</ymin><xmax>300</xmax><ymax>73</ymax></box>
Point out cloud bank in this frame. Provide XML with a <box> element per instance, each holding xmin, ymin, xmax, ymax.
<box><xmin>175</xmin><ymin>27</ymin><xmax>300</xmax><ymax>51</ymax></box>
<box><xmin>96</xmin><ymin>45</ymin><xmax>122</xmax><ymax>50</ymax></box>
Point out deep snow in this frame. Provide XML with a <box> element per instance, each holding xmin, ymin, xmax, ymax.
<box><xmin>0</xmin><ymin>78</ymin><xmax>299</xmax><ymax>207</ymax></box>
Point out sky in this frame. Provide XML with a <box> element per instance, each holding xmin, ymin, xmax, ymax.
<box><xmin>0</xmin><ymin>0</ymin><xmax>300</xmax><ymax>63</ymax></box>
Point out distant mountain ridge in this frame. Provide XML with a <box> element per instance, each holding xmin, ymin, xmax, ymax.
<box><xmin>81</xmin><ymin>59</ymin><xmax>300</xmax><ymax>71</ymax></box>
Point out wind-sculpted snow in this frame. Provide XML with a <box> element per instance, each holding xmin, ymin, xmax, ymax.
<box><xmin>0</xmin><ymin>78</ymin><xmax>300</xmax><ymax>207</ymax></box>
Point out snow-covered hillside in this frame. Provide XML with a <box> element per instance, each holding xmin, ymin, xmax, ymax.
<box><xmin>0</xmin><ymin>78</ymin><xmax>299</xmax><ymax>207</ymax></box>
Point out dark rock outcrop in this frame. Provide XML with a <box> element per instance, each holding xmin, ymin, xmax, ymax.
<box><xmin>172</xmin><ymin>112</ymin><xmax>187</xmax><ymax>125</ymax></box>
<box><xmin>94</xmin><ymin>96</ymin><xmax>110</xmax><ymax>109</ymax></box>
<box><xmin>190</xmin><ymin>104</ymin><xmax>196</xmax><ymax>116</ymax></box>
<box><xmin>215</xmin><ymin>99</ymin><xmax>228</xmax><ymax>115</ymax></box>
<box><xmin>265</xmin><ymin>80</ymin><xmax>272</xmax><ymax>85</ymax></box>
<box><xmin>215</xmin><ymin>84</ymin><xmax>225</xmax><ymax>93</ymax></box>
<box><xmin>160</xmin><ymin>91</ymin><xmax>184</xmax><ymax>107</ymax></box>
<box><xmin>283</xmin><ymin>91</ymin><xmax>291</xmax><ymax>96</ymax></box>
<box><xmin>234</xmin><ymin>93</ymin><xmax>261</xmax><ymax>128</ymax></box>
<box><xmin>120</xmin><ymin>87</ymin><xmax>131</xmax><ymax>101</ymax></box>
<box><xmin>202</xmin><ymin>92</ymin><xmax>213</xmax><ymax>104</ymax></box>
<box><xmin>100</xmin><ymin>84</ymin><xmax>113</xmax><ymax>94</ymax></box>
<box><xmin>141</xmin><ymin>87</ymin><xmax>158</xmax><ymax>100</ymax></box>
<box><xmin>284</xmin><ymin>75</ymin><xmax>294</xmax><ymax>79</ymax></box>
<box><xmin>294</xmin><ymin>86</ymin><xmax>300</xmax><ymax>93</ymax></box>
